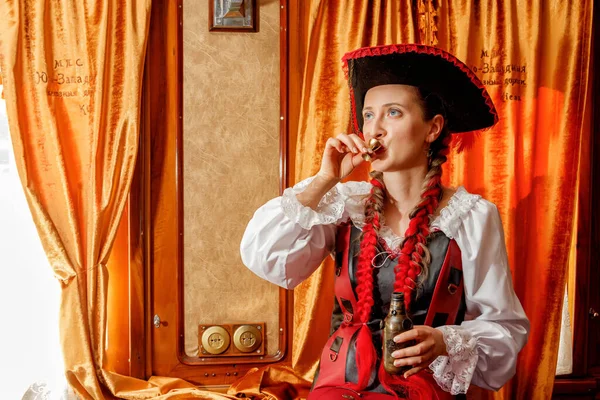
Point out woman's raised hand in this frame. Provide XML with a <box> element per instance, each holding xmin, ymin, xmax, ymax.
<box><xmin>317</xmin><ymin>133</ymin><xmax>370</xmax><ymax>182</ymax></box>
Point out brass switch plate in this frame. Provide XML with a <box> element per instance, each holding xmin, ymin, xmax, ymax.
<box><xmin>233</xmin><ymin>325</ymin><xmax>262</xmax><ymax>352</ymax></box>
<box><xmin>201</xmin><ymin>326</ymin><xmax>230</xmax><ymax>355</ymax></box>
<box><xmin>199</xmin><ymin>323</ymin><xmax>265</xmax><ymax>357</ymax></box>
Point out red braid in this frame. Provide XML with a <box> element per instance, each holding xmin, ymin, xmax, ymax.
<box><xmin>351</xmin><ymin>171</ymin><xmax>384</xmax><ymax>391</ymax></box>
<box><xmin>378</xmin><ymin>131</ymin><xmax>452</xmax><ymax>399</ymax></box>
<box><xmin>393</xmin><ymin>133</ymin><xmax>451</xmax><ymax>311</ymax></box>
<box><xmin>352</xmin><ymin>128</ymin><xmax>451</xmax><ymax>394</ymax></box>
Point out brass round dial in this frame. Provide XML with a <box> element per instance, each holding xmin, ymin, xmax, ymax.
<box><xmin>233</xmin><ymin>325</ymin><xmax>262</xmax><ymax>353</ymax></box>
<box><xmin>201</xmin><ymin>326</ymin><xmax>230</xmax><ymax>355</ymax></box>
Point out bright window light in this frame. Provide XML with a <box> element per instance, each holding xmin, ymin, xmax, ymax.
<box><xmin>0</xmin><ymin>86</ymin><xmax>70</xmax><ymax>399</ymax></box>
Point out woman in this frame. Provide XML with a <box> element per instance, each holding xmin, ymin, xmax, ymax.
<box><xmin>240</xmin><ymin>44</ymin><xmax>529</xmax><ymax>399</ymax></box>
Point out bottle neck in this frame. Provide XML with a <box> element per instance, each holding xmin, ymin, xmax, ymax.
<box><xmin>389</xmin><ymin>299</ymin><xmax>406</xmax><ymax>315</ymax></box>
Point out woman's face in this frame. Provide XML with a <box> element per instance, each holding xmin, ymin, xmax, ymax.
<box><xmin>362</xmin><ymin>84</ymin><xmax>441</xmax><ymax>172</ymax></box>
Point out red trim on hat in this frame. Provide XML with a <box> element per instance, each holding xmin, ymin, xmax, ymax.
<box><xmin>342</xmin><ymin>44</ymin><xmax>499</xmax><ymax>140</ymax></box>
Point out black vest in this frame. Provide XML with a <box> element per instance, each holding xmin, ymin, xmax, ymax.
<box><xmin>312</xmin><ymin>224</ymin><xmax>466</xmax><ymax>395</ymax></box>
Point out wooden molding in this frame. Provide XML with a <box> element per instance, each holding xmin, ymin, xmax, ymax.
<box><xmin>133</xmin><ymin>0</ymin><xmax>292</xmax><ymax>385</ymax></box>
<box><xmin>569</xmin><ymin>0</ymin><xmax>599</xmax><ymax>378</ymax></box>
<box><xmin>584</xmin><ymin>0</ymin><xmax>600</xmax><ymax>376</ymax></box>
<box><xmin>553</xmin><ymin>378</ymin><xmax>598</xmax><ymax>394</ymax></box>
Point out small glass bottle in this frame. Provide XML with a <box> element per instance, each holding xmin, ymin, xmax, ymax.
<box><xmin>382</xmin><ymin>292</ymin><xmax>414</xmax><ymax>375</ymax></box>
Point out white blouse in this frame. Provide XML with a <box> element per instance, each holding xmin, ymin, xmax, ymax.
<box><xmin>240</xmin><ymin>176</ymin><xmax>530</xmax><ymax>395</ymax></box>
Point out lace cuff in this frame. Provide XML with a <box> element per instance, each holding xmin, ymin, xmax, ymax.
<box><xmin>429</xmin><ymin>326</ymin><xmax>478</xmax><ymax>395</ymax></box>
<box><xmin>280</xmin><ymin>177</ymin><xmax>346</xmax><ymax>230</ymax></box>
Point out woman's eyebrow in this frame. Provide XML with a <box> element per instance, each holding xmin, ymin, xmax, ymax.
<box><xmin>382</xmin><ymin>102</ymin><xmax>406</xmax><ymax>108</ymax></box>
<box><xmin>363</xmin><ymin>102</ymin><xmax>406</xmax><ymax>111</ymax></box>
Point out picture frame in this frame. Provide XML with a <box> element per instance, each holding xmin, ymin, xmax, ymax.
<box><xmin>209</xmin><ymin>0</ymin><xmax>258</xmax><ymax>32</ymax></box>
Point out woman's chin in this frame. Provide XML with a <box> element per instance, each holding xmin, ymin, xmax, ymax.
<box><xmin>370</xmin><ymin>160</ymin><xmax>412</xmax><ymax>173</ymax></box>
<box><xmin>370</xmin><ymin>158</ymin><xmax>388</xmax><ymax>171</ymax></box>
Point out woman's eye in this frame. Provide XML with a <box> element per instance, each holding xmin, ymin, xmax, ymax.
<box><xmin>388</xmin><ymin>109</ymin><xmax>402</xmax><ymax>117</ymax></box>
<box><xmin>363</xmin><ymin>112</ymin><xmax>374</xmax><ymax>120</ymax></box>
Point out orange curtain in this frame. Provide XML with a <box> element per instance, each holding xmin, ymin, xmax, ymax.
<box><xmin>0</xmin><ymin>60</ymin><xmax>4</xmax><ymax>98</ymax></box>
<box><xmin>433</xmin><ymin>1</ymin><xmax>593</xmax><ymax>399</ymax></box>
<box><xmin>0</xmin><ymin>1</ymin><xmax>153</xmax><ymax>398</ymax></box>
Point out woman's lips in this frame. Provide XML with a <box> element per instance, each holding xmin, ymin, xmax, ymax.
<box><xmin>371</xmin><ymin>145</ymin><xmax>385</xmax><ymax>159</ymax></box>
<box><xmin>362</xmin><ymin>139</ymin><xmax>385</xmax><ymax>162</ymax></box>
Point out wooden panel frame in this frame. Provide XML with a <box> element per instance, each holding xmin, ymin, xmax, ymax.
<box><xmin>131</xmin><ymin>0</ymin><xmax>293</xmax><ymax>386</ymax></box>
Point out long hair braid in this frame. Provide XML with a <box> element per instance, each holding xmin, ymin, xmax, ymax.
<box><xmin>352</xmin><ymin>170</ymin><xmax>386</xmax><ymax>390</ymax></box>
<box><xmin>378</xmin><ymin>129</ymin><xmax>452</xmax><ymax>400</ymax></box>
<box><xmin>393</xmin><ymin>129</ymin><xmax>451</xmax><ymax>311</ymax></box>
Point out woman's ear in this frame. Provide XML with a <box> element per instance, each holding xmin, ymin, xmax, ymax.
<box><xmin>425</xmin><ymin>114</ymin><xmax>445</xmax><ymax>143</ymax></box>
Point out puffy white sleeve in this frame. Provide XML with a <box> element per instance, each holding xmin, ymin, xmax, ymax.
<box><xmin>240</xmin><ymin>176</ymin><xmax>370</xmax><ymax>290</ymax></box>
<box><xmin>429</xmin><ymin>192</ymin><xmax>530</xmax><ymax>394</ymax></box>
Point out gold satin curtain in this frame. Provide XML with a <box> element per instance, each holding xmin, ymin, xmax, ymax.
<box><xmin>0</xmin><ymin>1</ymin><xmax>152</xmax><ymax>398</ymax></box>
<box><xmin>288</xmin><ymin>1</ymin><xmax>593</xmax><ymax>400</ymax></box>
<box><xmin>436</xmin><ymin>1</ymin><xmax>593</xmax><ymax>398</ymax></box>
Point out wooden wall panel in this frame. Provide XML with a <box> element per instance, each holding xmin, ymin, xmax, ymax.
<box><xmin>135</xmin><ymin>0</ymin><xmax>293</xmax><ymax>386</ymax></box>
<box><xmin>181</xmin><ymin>0</ymin><xmax>281</xmax><ymax>358</ymax></box>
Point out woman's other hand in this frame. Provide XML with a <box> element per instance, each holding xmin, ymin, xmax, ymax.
<box><xmin>392</xmin><ymin>325</ymin><xmax>448</xmax><ymax>378</ymax></box>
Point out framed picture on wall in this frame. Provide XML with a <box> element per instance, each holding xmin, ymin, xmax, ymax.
<box><xmin>209</xmin><ymin>0</ymin><xmax>258</xmax><ymax>32</ymax></box>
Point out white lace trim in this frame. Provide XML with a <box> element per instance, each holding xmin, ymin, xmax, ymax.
<box><xmin>378</xmin><ymin>224</ymin><xmax>404</xmax><ymax>249</ymax></box>
<box><xmin>429</xmin><ymin>326</ymin><xmax>478</xmax><ymax>395</ymax></box>
<box><xmin>280</xmin><ymin>177</ymin><xmax>371</xmax><ymax>230</ymax></box>
<box><xmin>348</xmin><ymin>208</ymin><xmax>406</xmax><ymax>250</ymax></box>
<box><xmin>350</xmin><ymin>185</ymin><xmax>482</xmax><ymax>248</ymax></box>
<box><xmin>431</xmin><ymin>187</ymin><xmax>482</xmax><ymax>239</ymax></box>
<box><xmin>21</xmin><ymin>380</ymin><xmax>77</xmax><ymax>400</ymax></box>
<box><xmin>281</xmin><ymin>179</ymin><xmax>482</xmax><ymax>243</ymax></box>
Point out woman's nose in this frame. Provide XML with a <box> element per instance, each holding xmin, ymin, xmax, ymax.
<box><xmin>364</xmin><ymin>115</ymin><xmax>385</xmax><ymax>140</ymax></box>
<box><xmin>365</xmin><ymin>129</ymin><xmax>385</xmax><ymax>142</ymax></box>
<box><xmin>371</xmin><ymin>116</ymin><xmax>386</xmax><ymax>139</ymax></box>
<box><xmin>370</xmin><ymin>123</ymin><xmax>386</xmax><ymax>140</ymax></box>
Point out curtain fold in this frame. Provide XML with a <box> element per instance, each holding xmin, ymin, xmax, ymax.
<box><xmin>434</xmin><ymin>1</ymin><xmax>593</xmax><ymax>398</ymax></box>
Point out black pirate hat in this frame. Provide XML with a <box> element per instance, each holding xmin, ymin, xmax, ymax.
<box><xmin>342</xmin><ymin>44</ymin><xmax>498</xmax><ymax>136</ymax></box>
